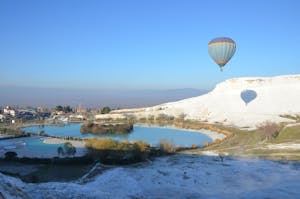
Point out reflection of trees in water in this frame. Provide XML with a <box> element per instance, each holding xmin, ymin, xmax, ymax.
<box><xmin>92</xmin><ymin>133</ymin><xmax>130</xmax><ymax>140</ymax></box>
<box><xmin>240</xmin><ymin>90</ymin><xmax>257</xmax><ymax>105</ymax></box>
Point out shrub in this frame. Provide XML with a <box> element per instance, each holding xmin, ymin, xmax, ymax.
<box><xmin>132</xmin><ymin>141</ymin><xmax>150</xmax><ymax>160</ymax></box>
<box><xmin>85</xmin><ymin>138</ymin><xmax>118</xmax><ymax>150</ymax></box>
<box><xmin>133</xmin><ymin>141</ymin><xmax>150</xmax><ymax>153</ymax></box>
<box><xmin>214</xmin><ymin>139</ymin><xmax>221</xmax><ymax>144</ymax></box>
<box><xmin>85</xmin><ymin>138</ymin><xmax>151</xmax><ymax>164</ymax></box>
<box><xmin>124</xmin><ymin>114</ymin><xmax>136</xmax><ymax>121</ymax></box>
<box><xmin>139</xmin><ymin>117</ymin><xmax>147</xmax><ymax>121</ymax></box>
<box><xmin>177</xmin><ymin>113</ymin><xmax>186</xmax><ymax>121</ymax></box>
<box><xmin>81</xmin><ymin>122</ymin><xmax>133</xmax><ymax>134</ymax></box>
<box><xmin>4</xmin><ymin>151</ymin><xmax>17</xmax><ymax>159</ymax></box>
<box><xmin>257</xmin><ymin>121</ymin><xmax>280</xmax><ymax>140</ymax></box>
<box><xmin>204</xmin><ymin>141</ymin><xmax>211</xmax><ymax>147</ymax></box>
<box><xmin>159</xmin><ymin>139</ymin><xmax>176</xmax><ymax>153</ymax></box>
<box><xmin>120</xmin><ymin>140</ymin><xmax>130</xmax><ymax>145</ymax></box>
<box><xmin>147</xmin><ymin>115</ymin><xmax>154</xmax><ymax>121</ymax></box>
<box><xmin>156</xmin><ymin>114</ymin><xmax>170</xmax><ymax>121</ymax></box>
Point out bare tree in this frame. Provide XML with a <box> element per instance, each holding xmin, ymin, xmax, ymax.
<box><xmin>257</xmin><ymin>121</ymin><xmax>280</xmax><ymax>140</ymax></box>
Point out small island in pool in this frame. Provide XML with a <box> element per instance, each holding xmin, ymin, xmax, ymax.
<box><xmin>80</xmin><ymin>121</ymin><xmax>133</xmax><ymax>134</ymax></box>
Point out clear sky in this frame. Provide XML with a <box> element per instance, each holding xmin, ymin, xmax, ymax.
<box><xmin>1</xmin><ymin>0</ymin><xmax>300</xmax><ymax>90</ymax></box>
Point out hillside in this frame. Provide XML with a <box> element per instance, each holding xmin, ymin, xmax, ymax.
<box><xmin>103</xmin><ymin>75</ymin><xmax>300</xmax><ymax>129</ymax></box>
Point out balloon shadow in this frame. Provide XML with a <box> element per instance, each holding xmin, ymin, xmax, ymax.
<box><xmin>240</xmin><ymin>90</ymin><xmax>257</xmax><ymax>105</ymax></box>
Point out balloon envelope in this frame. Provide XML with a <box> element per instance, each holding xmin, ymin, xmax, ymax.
<box><xmin>240</xmin><ymin>90</ymin><xmax>257</xmax><ymax>105</ymax></box>
<box><xmin>208</xmin><ymin>37</ymin><xmax>236</xmax><ymax>70</ymax></box>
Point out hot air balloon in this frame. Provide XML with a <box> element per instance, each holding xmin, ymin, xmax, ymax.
<box><xmin>240</xmin><ymin>89</ymin><xmax>257</xmax><ymax>105</ymax></box>
<box><xmin>208</xmin><ymin>37</ymin><xmax>236</xmax><ymax>71</ymax></box>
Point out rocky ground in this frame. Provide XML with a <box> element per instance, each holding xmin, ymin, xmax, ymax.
<box><xmin>0</xmin><ymin>154</ymin><xmax>300</xmax><ymax>199</ymax></box>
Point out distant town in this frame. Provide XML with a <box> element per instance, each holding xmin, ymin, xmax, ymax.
<box><xmin>0</xmin><ymin>105</ymin><xmax>112</xmax><ymax>124</ymax></box>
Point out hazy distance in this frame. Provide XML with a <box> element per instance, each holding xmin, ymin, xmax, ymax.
<box><xmin>0</xmin><ymin>86</ymin><xmax>208</xmax><ymax>109</ymax></box>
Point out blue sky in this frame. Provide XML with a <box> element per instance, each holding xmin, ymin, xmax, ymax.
<box><xmin>1</xmin><ymin>0</ymin><xmax>300</xmax><ymax>90</ymax></box>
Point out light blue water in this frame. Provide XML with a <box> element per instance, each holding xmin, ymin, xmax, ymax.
<box><xmin>0</xmin><ymin>141</ymin><xmax>12</xmax><ymax>147</ymax></box>
<box><xmin>23</xmin><ymin>123</ymin><xmax>213</xmax><ymax>147</ymax></box>
<box><xmin>25</xmin><ymin>138</ymin><xmax>63</xmax><ymax>152</ymax></box>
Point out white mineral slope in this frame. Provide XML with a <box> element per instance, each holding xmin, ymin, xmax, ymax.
<box><xmin>108</xmin><ymin>74</ymin><xmax>300</xmax><ymax>128</ymax></box>
<box><xmin>1</xmin><ymin>155</ymin><xmax>300</xmax><ymax>198</ymax></box>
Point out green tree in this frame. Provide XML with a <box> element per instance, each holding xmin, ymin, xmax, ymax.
<box><xmin>69</xmin><ymin>147</ymin><xmax>76</xmax><ymax>157</ymax></box>
<box><xmin>63</xmin><ymin>106</ymin><xmax>73</xmax><ymax>113</ymax></box>
<box><xmin>57</xmin><ymin>146</ymin><xmax>64</xmax><ymax>157</ymax></box>
<box><xmin>63</xmin><ymin>142</ymin><xmax>76</xmax><ymax>157</ymax></box>
<box><xmin>39</xmin><ymin>130</ymin><xmax>45</xmax><ymax>136</ymax></box>
<box><xmin>55</xmin><ymin>105</ymin><xmax>73</xmax><ymax>113</ymax></box>
<box><xmin>55</xmin><ymin>105</ymin><xmax>63</xmax><ymax>112</ymax></box>
<box><xmin>101</xmin><ymin>107</ymin><xmax>111</xmax><ymax>114</ymax></box>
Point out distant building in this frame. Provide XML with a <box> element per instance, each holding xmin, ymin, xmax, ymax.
<box><xmin>37</xmin><ymin>106</ymin><xmax>46</xmax><ymax>112</ymax></box>
<box><xmin>0</xmin><ymin>114</ymin><xmax>5</xmax><ymax>122</ymax></box>
<box><xmin>3</xmin><ymin>106</ymin><xmax>16</xmax><ymax>117</ymax></box>
<box><xmin>69</xmin><ymin>114</ymin><xmax>85</xmax><ymax>121</ymax></box>
<box><xmin>16</xmin><ymin>110</ymin><xmax>36</xmax><ymax>120</ymax></box>
<box><xmin>38</xmin><ymin>112</ymin><xmax>51</xmax><ymax>119</ymax></box>
<box><xmin>56</xmin><ymin>111</ymin><xmax>64</xmax><ymax>115</ymax></box>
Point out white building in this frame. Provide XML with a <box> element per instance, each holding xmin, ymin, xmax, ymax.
<box><xmin>0</xmin><ymin>114</ymin><xmax>5</xmax><ymax>122</ymax></box>
<box><xmin>69</xmin><ymin>114</ymin><xmax>85</xmax><ymax>120</ymax></box>
<box><xmin>3</xmin><ymin>106</ymin><xmax>16</xmax><ymax>117</ymax></box>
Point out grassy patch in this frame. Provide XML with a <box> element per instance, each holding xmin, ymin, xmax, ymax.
<box><xmin>269</xmin><ymin>125</ymin><xmax>300</xmax><ymax>143</ymax></box>
<box><xmin>247</xmin><ymin>148</ymin><xmax>300</xmax><ymax>160</ymax></box>
<box><xmin>184</xmin><ymin>123</ymin><xmax>300</xmax><ymax>160</ymax></box>
<box><xmin>203</xmin><ymin>128</ymin><xmax>261</xmax><ymax>154</ymax></box>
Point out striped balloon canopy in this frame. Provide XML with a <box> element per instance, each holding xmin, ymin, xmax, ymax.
<box><xmin>208</xmin><ymin>37</ymin><xmax>236</xmax><ymax>71</ymax></box>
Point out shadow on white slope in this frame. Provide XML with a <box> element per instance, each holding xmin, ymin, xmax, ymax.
<box><xmin>110</xmin><ymin>75</ymin><xmax>300</xmax><ymax>128</ymax></box>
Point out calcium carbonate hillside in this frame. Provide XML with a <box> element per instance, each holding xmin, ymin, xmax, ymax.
<box><xmin>102</xmin><ymin>74</ymin><xmax>300</xmax><ymax>128</ymax></box>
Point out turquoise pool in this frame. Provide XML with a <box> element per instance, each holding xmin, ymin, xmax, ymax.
<box><xmin>25</xmin><ymin>138</ymin><xmax>63</xmax><ymax>152</ymax></box>
<box><xmin>23</xmin><ymin>123</ymin><xmax>213</xmax><ymax>147</ymax></box>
